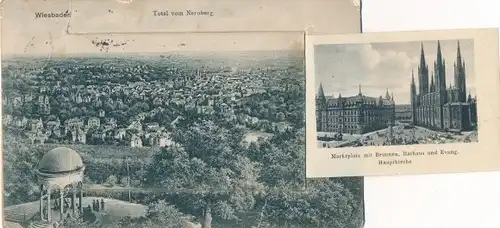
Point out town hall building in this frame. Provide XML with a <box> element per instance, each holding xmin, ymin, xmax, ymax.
<box><xmin>316</xmin><ymin>84</ymin><xmax>396</xmax><ymax>135</ymax></box>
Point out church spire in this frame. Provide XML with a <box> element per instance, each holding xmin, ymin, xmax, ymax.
<box><xmin>385</xmin><ymin>88</ymin><xmax>390</xmax><ymax>100</ymax></box>
<box><xmin>418</xmin><ymin>42</ymin><xmax>429</xmax><ymax>95</ymax></box>
<box><xmin>434</xmin><ymin>40</ymin><xmax>446</xmax><ymax>93</ymax></box>
<box><xmin>456</xmin><ymin>40</ymin><xmax>462</xmax><ymax>61</ymax></box>
<box><xmin>419</xmin><ymin>42</ymin><xmax>426</xmax><ymax>66</ymax></box>
<box><xmin>411</xmin><ymin>70</ymin><xmax>415</xmax><ymax>85</ymax></box>
<box><xmin>317</xmin><ymin>83</ymin><xmax>325</xmax><ymax>98</ymax></box>
<box><xmin>454</xmin><ymin>40</ymin><xmax>467</xmax><ymax>102</ymax></box>
<box><xmin>358</xmin><ymin>84</ymin><xmax>362</xmax><ymax>95</ymax></box>
<box><xmin>430</xmin><ymin>72</ymin><xmax>435</xmax><ymax>92</ymax></box>
<box><xmin>437</xmin><ymin>40</ymin><xmax>442</xmax><ymax>62</ymax></box>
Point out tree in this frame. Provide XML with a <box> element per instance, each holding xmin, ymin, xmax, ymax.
<box><xmin>60</xmin><ymin>216</ymin><xmax>94</xmax><ymax>228</ymax></box>
<box><xmin>255</xmin><ymin>128</ymin><xmax>306</xmax><ymax>189</ymax></box>
<box><xmin>262</xmin><ymin>179</ymin><xmax>364</xmax><ymax>228</ymax></box>
<box><xmin>147</xmin><ymin>120</ymin><xmax>265</xmax><ymax>228</ymax></box>
<box><xmin>143</xmin><ymin>200</ymin><xmax>194</xmax><ymax>228</ymax></box>
<box><xmin>3</xmin><ymin>134</ymin><xmax>41</xmax><ymax>206</ymax></box>
<box><xmin>106</xmin><ymin>175</ymin><xmax>118</xmax><ymax>187</ymax></box>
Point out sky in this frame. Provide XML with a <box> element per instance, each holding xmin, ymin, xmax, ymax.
<box><xmin>314</xmin><ymin>39</ymin><xmax>475</xmax><ymax>104</ymax></box>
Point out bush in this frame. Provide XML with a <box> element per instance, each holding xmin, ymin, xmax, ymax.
<box><xmin>105</xmin><ymin>175</ymin><xmax>118</xmax><ymax>187</ymax></box>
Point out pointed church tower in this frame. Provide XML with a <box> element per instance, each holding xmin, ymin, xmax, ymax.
<box><xmin>385</xmin><ymin>88</ymin><xmax>391</xmax><ymax>100</ymax></box>
<box><xmin>430</xmin><ymin>72</ymin><xmax>435</xmax><ymax>93</ymax></box>
<box><xmin>418</xmin><ymin>42</ymin><xmax>430</xmax><ymax>95</ymax></box>
<box><xmin>316</xmin><ymin>83</ymin><xmax>327</xmax><ymax>109</ymax></box>
<box><xmin>317</xmin><ymin>83</ymin><xmax>325</xmax><ymax>98</ymax></box>
<box><xmin>316</xmin><ymin>83</ymin><xmax>327</xmax><ymax>132</ymax></box>
<box><xmin>434</xmin><ymin>40</ymin><xmax>447</xmax><ymax>104</ymax></box>
<box><xmin>410</xmin><ymin>70</ymin><xmax>417</xmax><ymax>125</ymax></box>
<box><xmin>454</xmin><ymin>40</ymin><xmax>467</xmax><ymax>102</ymax></box>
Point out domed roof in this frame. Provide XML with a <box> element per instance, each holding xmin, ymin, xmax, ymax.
<box><xmin>38</xmin><ymin>147</ymin><xmax>84</xmax><ymax>173</ymax></box>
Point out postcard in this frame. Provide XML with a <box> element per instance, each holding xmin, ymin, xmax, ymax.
<box><xmin>306</xmin><ymin>28</ymin><xmax>500</xmax><ymax>177</ymax></box>
<box><xmin>1</xmin><ymin>1</ymin><xmax>364</xmax><ymax>227</ymax></box>
<box><xmin>1</xmin><ymin>31</ymin><xmax>363</xmax><ymax>228</ymax></box>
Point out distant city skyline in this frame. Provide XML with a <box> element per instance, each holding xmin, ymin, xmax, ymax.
<box><xmin>314</xmin><ymin>39</ymin><xmax>475</xmax><ymax>104</ymax></box>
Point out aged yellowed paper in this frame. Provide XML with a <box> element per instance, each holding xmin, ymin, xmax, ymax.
<box><xmin>306</xmin><ymin>28</ymin><xmax>500</xmax><ymax>177</ymax></box>
<box><xmin>66</xmin><ymin>0</ymin><xmax>360</xmax><ymax>34</ymax></box>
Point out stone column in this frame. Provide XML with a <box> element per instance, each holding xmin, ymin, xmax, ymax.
<box><xmin>60</xmin><ymin>187</ymin><xmax>64</xmax><ymax>221</ymax></box>
<box><xmin>40</xmin><ymin>184</ymin><xmax>44</xmax><ymax>220</ymax></box>
<box><xmin>47</xmin><ymin>186</ymin><xmax>52</xmax><ymax>222</ymax></box>
<box><xmin>72</xmin><ymin>184</ymin><xmax>76</xmax><ymax>215</ymax></box>
<box><xmin>79</xmin><ymin>182</ymin><xmax>83</xmax><ymax>213</ymax></box>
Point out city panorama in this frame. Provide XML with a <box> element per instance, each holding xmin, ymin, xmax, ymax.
<box><xmin>314</xmin><ymin>39</ymin><xmax>478</xmax><ymax>149</ymax></box>
<box><xmin>2</xmin><ymin>51</ymin><xmax>364</xmax><ymax>228</ymax></box>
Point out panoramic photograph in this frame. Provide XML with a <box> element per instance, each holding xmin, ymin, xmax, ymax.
<box><xmin>2</xmin><ymin>49</ymin><xmax>364</xmax><ymax>228</ymax></box>
<box><xmin>314</xmin><ymin>39</ymin><xmax>478</xmax><ymax>149</ymax></box>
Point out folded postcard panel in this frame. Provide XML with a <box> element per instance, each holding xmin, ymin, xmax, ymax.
<box><xmin>306</xmin><ymin>29</ymin><xmax>500</xmax><ymax>178</ymax></box>
<box><xmin>1</xmin><ymin>0</ymin><xmax>364</xmax><ymax>228</ymax></box>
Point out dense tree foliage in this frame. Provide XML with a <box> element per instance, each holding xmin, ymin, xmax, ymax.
<box><xmin>3</xmin><ymin>55</ymin><xmax>362</xmax><ymax>227</ymax></box>
<box><xmin>3</xmin><ymin>120</ymin><xmax>363</xmax><ymax>228</ymax></box>
<box><xmin>61</xmin><ymin>200</ymin><xmax>192</xmax><ymax>228</ymax></box>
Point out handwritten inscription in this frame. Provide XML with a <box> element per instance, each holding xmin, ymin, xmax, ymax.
<box><xmin>153</xmin><ymin>10</ymin><xmax>214</xmax><ymax>17</ymax></box>
<box><xmin>34</xmin><ymin>10</ymin><xmax>71</xmax><ymax>18</ymax></box>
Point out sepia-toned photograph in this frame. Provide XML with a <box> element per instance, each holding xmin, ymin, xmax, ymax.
<box><xmin>315</xmin><ymin>39</ymin><xmax>478</xmax><ymax>149</ymax></box>
<box><xmin>2</xmin><ymin>31</ymin><xmax>364</xmax><ymax>228</ymax></box>
<box><xmin>306</xmin><ymin>29</ymin><xmax>500</xmax><ymax>178</ymax></box>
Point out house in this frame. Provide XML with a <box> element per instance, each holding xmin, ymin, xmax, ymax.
<box><xmin>30</xmin><ymin>118</ymin><xmax>43</xmax><ymax>131</ymax></box>
<box><xmin>14</xmin><ymin>116</ymin><xmax>28</xmax><ymax>128</ymax></box>
<box><xmin>98</xmin><ymin>109</ymin><xmax>106</xmax><ymax>117</ymax></box>
<box><xmin>64</xmin><ymin>118</ymin><xmax>84</xmax><ymax>134</ymax></box>
<box><xmin>130</xmin><ymin>134</ymin><xmax>143</xmax><ymax>148</ymax></box>
<box><xmin>90</xmin><ymin>130</ymin><xmax>106</xmax><ymax>142</ymax></box>
<box><xmin>158</xmin><ymin>132</ymin><xmax>173</xmax><ymax>147</ymax></box>
<box><xmin>105</xmin><ymin>118</ymin><xmax>117</xmax><ymax>128</ymax></box>
<box><xmin>3</xmin><ymin>114</ymin><xmax>13</xmax><ymax>125</ymax></box>
<box><xmin>275</xmin><ymin>122</ymin><xmax>292</xmax><ymax>133</ymax></box>
<box><xmin>144</xmin><ymin>122</ymin><xmax>160</xmax><ymax>132</ymax></box>
<box><xmin>87</xmin><ymin>117</ymin><xmax>101</xmax><ymax>128</ymax></box>
<box><xmin>114</xmin><ymin>128</ymin><xmax>127</xmax><ymax>140</ymax></box>
<box><xmin>127</xmin><ymin>121</ymin><xmax>143</xmax><ymax>132</ymax></box>
<box><xmin>46</xmin><ymin>120</ymin><xmax>62</xmax><ymax>138</ymax></box>
<box><xmin>12</xmin><ymin>96</ymin><xmax>23</xmax><ymax>107</ymax></box>
<box><xmin>70</xmin><ymin>127</ymin><xmax>87</xmax><ymax>144</ymax></box>
<box><xmin>28</xmin><ymin>130</ymin><xmax>49</xmax><ymax>144</ymax></box>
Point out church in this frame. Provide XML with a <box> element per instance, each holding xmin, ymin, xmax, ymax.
<box><xmin>316</xmin><ymin>84</ymin><xmax>396</xmax><ymax>135</ymax></box>
<box><xmin>410</xmin><ymin>40</ymin><xmax>478</xmax><ymax>132</ymax></box>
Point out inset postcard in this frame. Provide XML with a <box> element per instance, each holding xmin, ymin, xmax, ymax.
<box><xmin>306</xmin><ymin>29</ymin><xmax>500</xmax><ymax>177</ymax></box>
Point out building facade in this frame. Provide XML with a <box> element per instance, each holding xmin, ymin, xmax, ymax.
<box><xmin>316</xmin><ymin>85</ymin><xmax>396</xmax><ymax>134</ymax></box>
<box><xmin>410</xmin><ymin>41</ymin><xmax>478</xmax><ymax>132</ymax></box>
<box><xmin>394</xmin><ymin>104</ymin><xmax>412</xmax><ymax>122</ymax></box>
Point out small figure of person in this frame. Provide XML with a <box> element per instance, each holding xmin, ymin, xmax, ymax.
<box><xmin>100</xmin><ymin>199</ymin><xmax>105</xmax><ymax>211</ymax></box>
<box><xmin>91</xmin><ymin>200</ymin><xmax>96</xmax><ymax>211</ymax></box>
<box><xmin>94</xmin><ymin>199</ymin><xmax>100</xmax><ymax>212</ymax></box>
<box><xmin>86</xmin><ymin>204</ymin><xmax>92</xmax><ymax>212</ymax></box>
